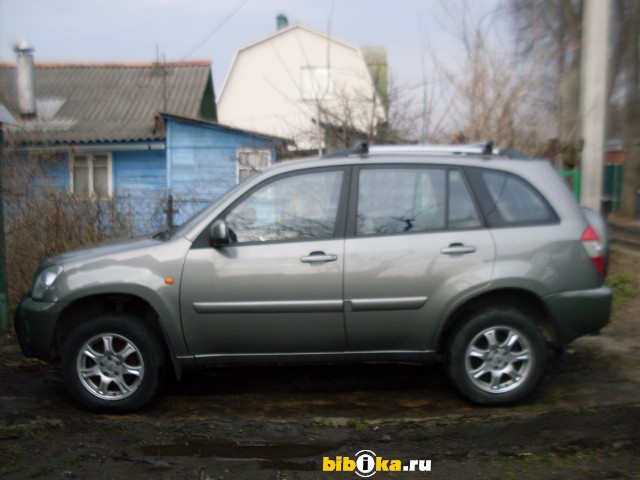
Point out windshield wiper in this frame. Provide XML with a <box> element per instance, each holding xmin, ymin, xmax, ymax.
<box><xmin>153</xmin><ymin>225</ymin><xmax>178</xmax><ymax>241</ymax></box>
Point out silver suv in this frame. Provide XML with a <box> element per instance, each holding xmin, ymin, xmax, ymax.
<box><xmin>15</xmin><ymin>144</ymin><xmax>612</xmax><ymax>411</ymax></box>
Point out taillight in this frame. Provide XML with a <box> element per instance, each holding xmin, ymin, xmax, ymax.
<box><xmin>581</xmin><ymin>226</ymin><xmax>605</xmax><ymax>276</ymax></box>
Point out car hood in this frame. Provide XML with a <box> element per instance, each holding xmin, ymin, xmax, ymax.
<box><xmin>43</xmin><ymin>235</ymin><xmax>162</xmax><ymax>269</ymax></box>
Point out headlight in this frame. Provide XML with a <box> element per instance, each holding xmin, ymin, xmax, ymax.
<box><xmin>32</xmin><ymin>265</ymin><xmax>63</xmax><ymax>301</ymax></box>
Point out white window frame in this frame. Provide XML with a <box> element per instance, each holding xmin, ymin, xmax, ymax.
<box><xmin>300</xmin><ymin>66</ymin><xmax>332</xmax><ymax>101</ymax></box>
<box><xmin>68</xmin><ymin>152</ymin><xmax>113</xmax><ymax>197</ymax></box>
<box><xmin>236</xmin><ymin>148</ymin><xmax>271</xmax><ymax>182</ymax></box>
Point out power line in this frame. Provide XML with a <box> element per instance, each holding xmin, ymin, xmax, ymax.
<box><xmin>181</xmin><ymin>0</ymin><xmax>250</xmax><ymax>60</ymax></box>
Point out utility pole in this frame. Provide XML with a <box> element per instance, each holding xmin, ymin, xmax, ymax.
<box><xmin>579</xmin><ymin>0</ymin><xmax>612</xmax><ymax>212</ymax></box>
<box><xmin>0</xmin><ymin>107</ymin><xmax>18</xmax><ymax>334</ymax></box>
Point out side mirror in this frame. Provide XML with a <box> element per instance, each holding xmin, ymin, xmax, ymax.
<box><xmin>210</xmin><ymin>219</ymin><xmax>230</xmax><ymax>247</ymax></box>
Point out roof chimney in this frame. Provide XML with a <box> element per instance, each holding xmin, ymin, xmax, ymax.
<box><xmin>14</xmin><ymin>40</ymin><xmax>37</xmax><ymax>119</ymax></box>
<box><xmin>276</xmin><ymin>14</ymin><xmax>289</xmax><ymax>30</ymax></box>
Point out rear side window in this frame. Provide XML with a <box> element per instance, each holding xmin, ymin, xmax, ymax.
<box><xmin>469</xmin><ymin>168</ymin><xmax>558</xmax><ymax>227</ymax></box>
<box><xmin>355</xmin><ymin>167</ymin><xmax>481</xmax><ymax>236</ymax></box>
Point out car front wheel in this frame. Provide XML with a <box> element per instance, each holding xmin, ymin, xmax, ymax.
<box><xmin>446</xmin><ymin>308</ymin><xmax>547</xmax><ymax>405</ymax></box>
<box><xmin>61</xmin><ymin>313</ymin><xmax>164</xmax><ymax>412</ymax></box>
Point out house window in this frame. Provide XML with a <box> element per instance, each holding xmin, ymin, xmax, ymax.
<box><xmin>237</xmin><ymin>148</ymin><xmax>271</xmax><ymax>182</ymax></box>
<box><xmin>301</xmin><ymin>67</ymin><xmax>332</xmax><ymax>100</ymax></box>
<box><xmin>70</xmin><ymin>153</ymin><xmax>112</xmax><ymax>197</ymax></box>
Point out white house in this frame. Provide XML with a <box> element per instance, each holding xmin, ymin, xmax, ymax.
<box><xmin>217</xmin><ymin>22</ymin><xmax>386</xmax><ymax>153</ymax></box>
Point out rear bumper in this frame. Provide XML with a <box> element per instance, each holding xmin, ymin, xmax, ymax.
<box><xmin>543</xmin><ymin>285</ymin><xmax>612</xmax><ymax>346</ymax></box>
<box><xmin>14</xmin><ymin>295</ymin><xmax>66</xmax><ymax>360</ymax></box>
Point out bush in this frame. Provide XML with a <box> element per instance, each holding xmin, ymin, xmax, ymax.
<box><xmin>1</xmin><ymin>146</ymin><xmax>134</xmax><ymax>318</ymax></box>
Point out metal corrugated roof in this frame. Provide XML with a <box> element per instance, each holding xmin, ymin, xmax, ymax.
<box><xmin>0</xmin><ymin>61</ymin><xmax>214</xmax><ymax>144</ymax></box>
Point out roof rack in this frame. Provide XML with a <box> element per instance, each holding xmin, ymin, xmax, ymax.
<box><xmin>321</xmin><ymin>141</ymin><xmax>529</xmax><ymax>160</ymax></box>
<box><xmin>368</xmin><ymin>141</ymin><xmax>528</xmax><ymax>158</ymax></box>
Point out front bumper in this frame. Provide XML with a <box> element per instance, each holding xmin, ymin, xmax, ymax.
<box><xmin>14</xmin><ymin>295</ymin><xmax>67</xmax><ymax>360</ymax></box>
<box><xmin>543</xmin><ymin>285</ymin><xmax>613</xmax><ymax>346</ymax></box>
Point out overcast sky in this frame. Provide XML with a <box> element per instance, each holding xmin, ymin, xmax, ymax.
<box><xmin>0</xmin><ymin>0</ymin><xmax>505</xmax><ymax>98</ymax></box>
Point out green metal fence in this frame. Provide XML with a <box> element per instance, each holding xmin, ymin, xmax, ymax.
<box><xmin>558</xmin><ymin>169</ymin><xmax>581</xmax><ymax>199</ymax></box>
<box><xmin>558</xmin><ymin>165</ymin><xmax>623</xmax><ymax>213</ymax></box>
<box><xmin>604</xmin><ymin>164</ymin><xmax>624</xmax><ymax>212</ymax></box>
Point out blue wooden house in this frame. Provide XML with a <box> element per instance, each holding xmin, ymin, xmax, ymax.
<box><xmin>160</xmin><ymin>112</ymin><xmax>286</xmax><ymax>227</ymax></box>
<box><xmin>0</xmin><ymin>46</ymin><xmax>285</xmax><ymax>233</ymax></box>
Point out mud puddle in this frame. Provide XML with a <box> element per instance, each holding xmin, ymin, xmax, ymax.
<box><xmin>141</xmin><ymin>439</ymin><xmax>334</xmax><ymax>471</ymax></box>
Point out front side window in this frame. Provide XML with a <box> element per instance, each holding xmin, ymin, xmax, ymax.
<box><xmin>226</xmin><ymin>170</ymin><xmax>344</xmax><ymax>243</ymax></box>
<box><xmin>70</xmin><ymin>153</ymin><xmax>111</xmax><ymax>197</ymax></box>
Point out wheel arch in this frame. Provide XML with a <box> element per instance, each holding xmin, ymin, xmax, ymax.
<box><xmin>54</xmin><ymin>293</ymin><xmax>181</xmax><ymax>379</ymax></box>
<box><xmin>437</xmin><ymin>288</ymin><xmax>558</xmax><ymax>355</ymax></box>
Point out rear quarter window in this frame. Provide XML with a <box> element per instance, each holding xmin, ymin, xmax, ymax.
<box><xmin>467</xmin><ymin>167</ymin><xmax>559</xmax><ymax>227</ymax></box>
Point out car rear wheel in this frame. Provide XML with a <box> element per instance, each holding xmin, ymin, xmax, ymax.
<box><xmin>446</xmin><ymin>308</ymin><xmax>546</xmax><ymax>405</ymax></box>
<box><xmin>61</xmin><ymin>313</ymin><xmax>164</xmax><ymax>412</ymax></box>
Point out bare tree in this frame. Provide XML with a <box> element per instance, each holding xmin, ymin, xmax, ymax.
<box><xmin>416</xmin><ymin>0</ymin><xmax>551</xmax><ymax>155</ymax></box>
<box><xmin>310</xmin><ymin>1</ymin><xmax>554</xmax><ymax>156</ymax></box>
<box><xmin>507</xmin><ymin>0</ymin><xmax>583</xmax><ymax>167</ymax></box>
<box><xmin>310</xmin><ymin>75</ymin><xmax>424</xmax><ymax>152</ymax></box>
<box><xmin>613</xmin><ymin>0</ymin><xmax>640</xmax><ymax>217</ymax></box>
<box><xmin>1</xmin><ymin>140</ymin><xmax>134</xmax><ymax>312</ymax></box>
<box><xmin>507</xmin><ymin>0</ymin><xmax>640</xmax><ymax>216</ymax></box>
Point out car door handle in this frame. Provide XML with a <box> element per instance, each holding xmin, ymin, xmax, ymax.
<box><xmin>300</xmin><ymin>252</ymin><xmax>338</xmax><ymax>263</ymax></box>
<box><xmin>440</xmin><ymin>244</ymin><xmax>477</xmax><ymax>255</ymax></box>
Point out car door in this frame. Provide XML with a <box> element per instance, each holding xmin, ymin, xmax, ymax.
<box><xmin>343</xmin><ymin>165</ymin><xmax>495</xmax><ymax>353</ymax></box>
<box><xmin>180</xmin><ymin>167</ymin><xmax>349</xmax><ymax>358</ymax></box>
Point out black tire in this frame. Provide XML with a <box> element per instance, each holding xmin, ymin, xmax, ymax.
<box><xmin>446</xmin><ymin>308</ymin><xmax>546</xmax><ymax>405</ymax></box>
<box><xmin>61</xmin><ymin>313</ymin><xmax>165</xmax><ymax>412</ymax></box>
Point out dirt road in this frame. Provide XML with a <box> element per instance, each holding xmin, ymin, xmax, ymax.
<box><xmin>1</xmin><ymin>250</ymin><xmax>639</xmax><ymax>480</ymax></box>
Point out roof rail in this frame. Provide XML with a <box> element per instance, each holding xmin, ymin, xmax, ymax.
<box><xmin>321</xmin><ymin>141</ymin><xmax>529</xmax><ymax>160</ymax></box>
<box><xmin>369</xmin><ymin>142</ymin><xmax>530</xmax><ymax>159</ymax></box>
<box><xmin>367</xmin><ymin>141</ymin><xmax>496</xmax><ymax>156</ymax></box>
<box><xmin>368</xmin><ymin>141</ymin><xmax>530</xmax><ymax>158</ymax></box>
